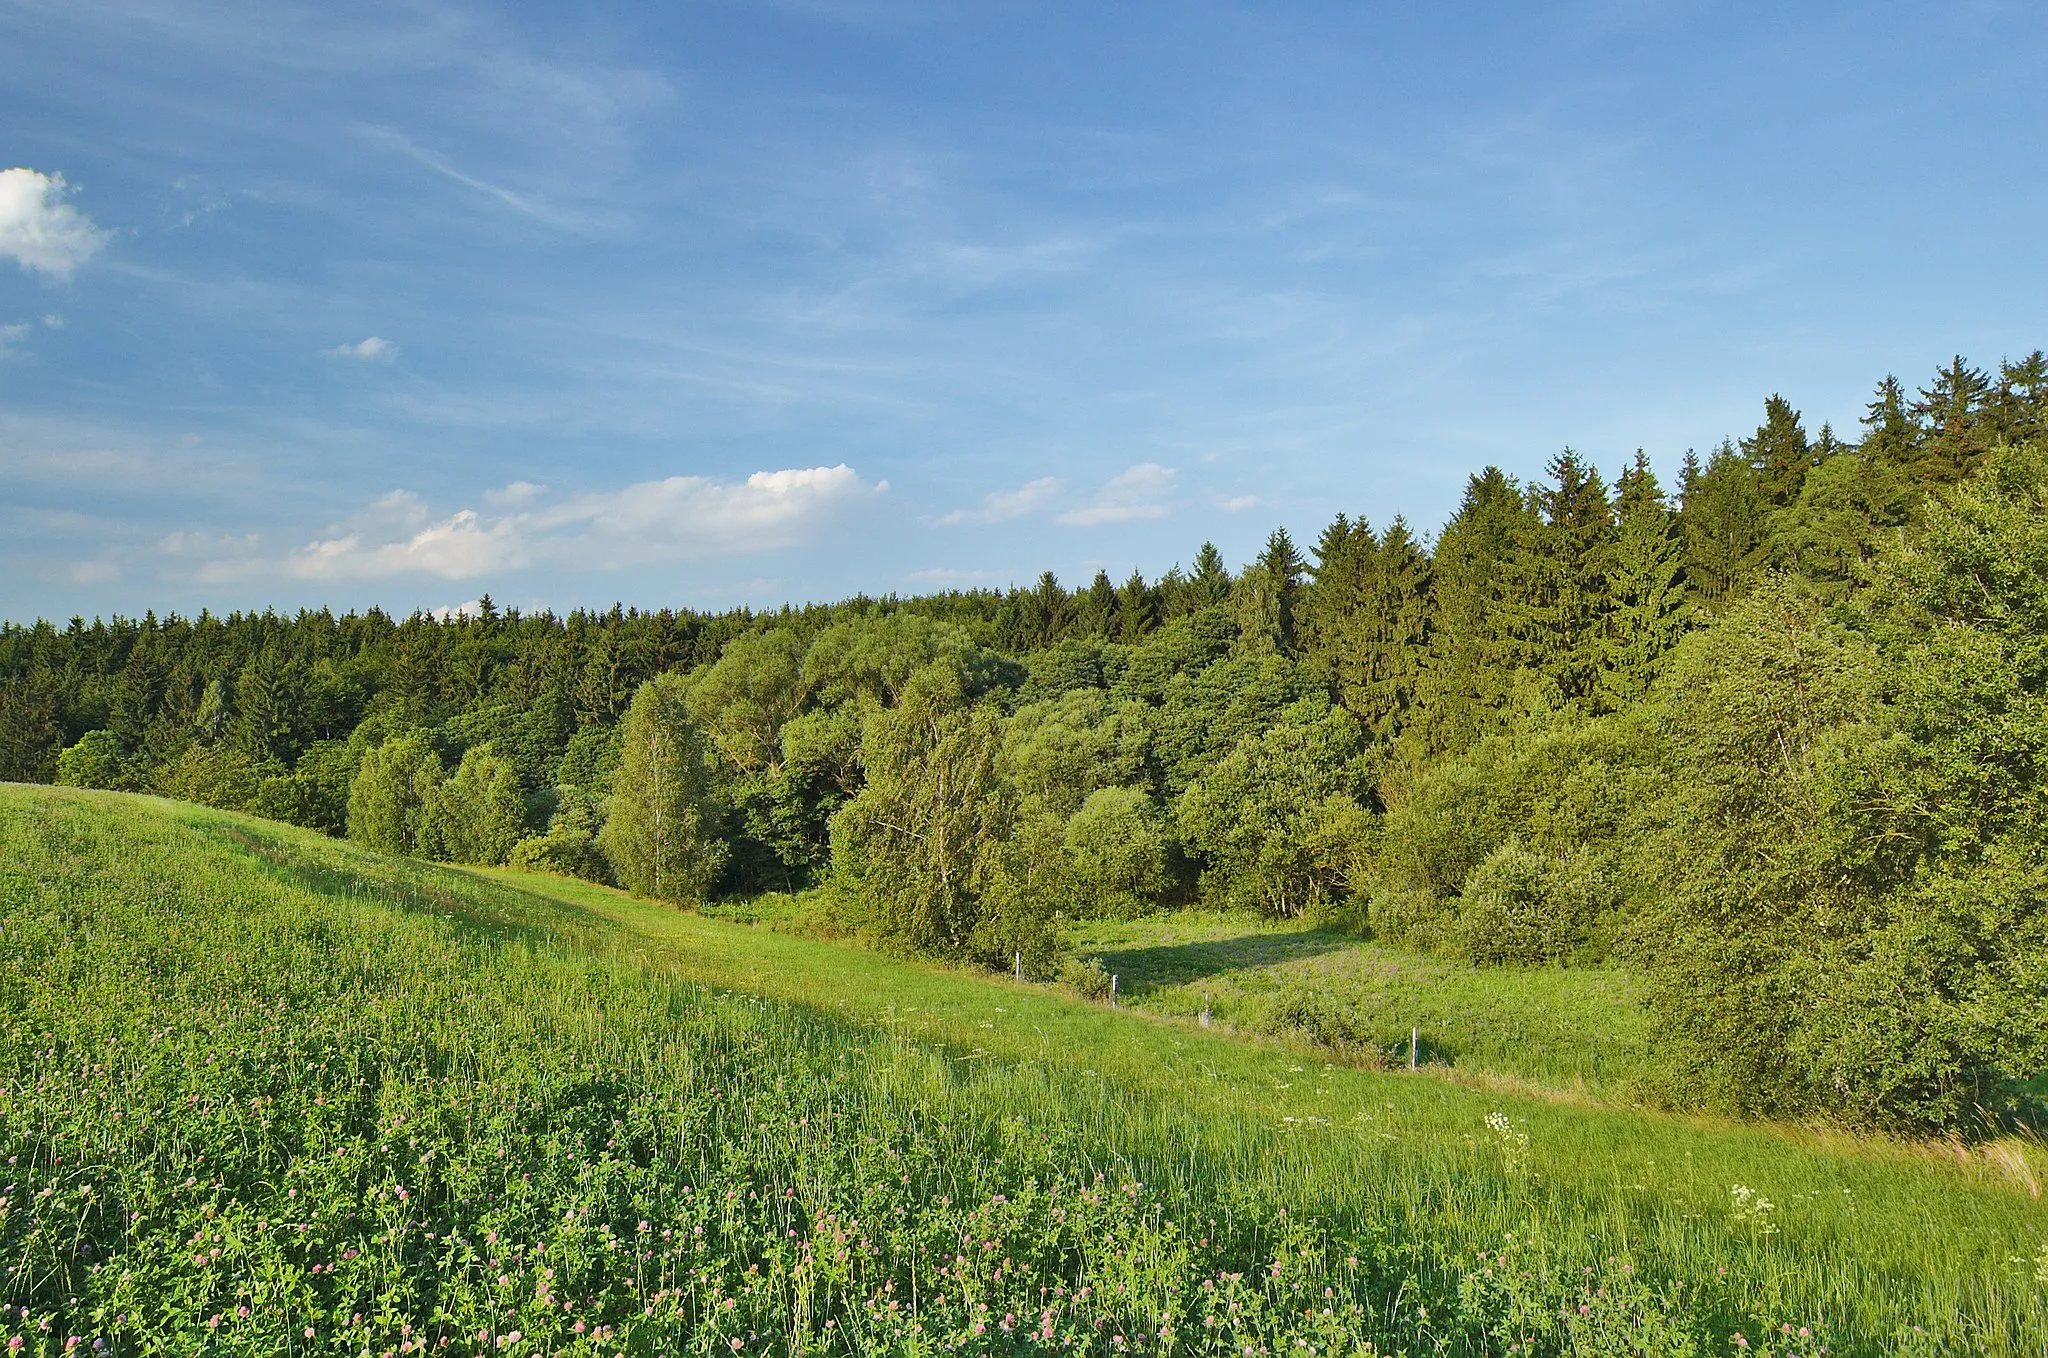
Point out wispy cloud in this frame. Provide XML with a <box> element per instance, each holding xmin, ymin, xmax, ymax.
<box><xmin>937</xmin><ymin>475</ymin><xmax>1062</xmax><ymax>525</ymax></box>
<box><xmin>356</xmin><ymin>125</ymin><xmax>597</xmax><ymax>231</ymax></box>
<box><xmin>0</xmin><ymin>322</ymin><xmax>29</xmax><ymax>353</ymax></box>
<box><xmin>198</xmin><ymin>465</ymin><xmax>887</xmax><ymax>582</ymax></box>
<box><xmin>1058</xmin><ymin>463</ymin><xmax>1175</xmax><ymax>526</ymax></box>
<box><xmin>0</xmin><ymin>169</ymin><xmax>111</xmax><ymax>280</ymax></box>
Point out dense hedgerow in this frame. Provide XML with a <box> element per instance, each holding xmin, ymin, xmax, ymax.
<box><xmin>0</xmin><ymin>796</ymin><xmax>1878</xmax><ymax>1357</ymax></box>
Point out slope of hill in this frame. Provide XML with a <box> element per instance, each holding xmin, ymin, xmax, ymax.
<box><xmin>1</xmin><ymin>786</ymin><xmax>2043</xmax><ymax>1355</ymax></box>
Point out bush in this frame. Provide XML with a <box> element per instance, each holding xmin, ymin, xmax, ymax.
<box><xmin>54</xmin><ymin>730</ymin><xmax>130</xmax><ymax>790</ymax></box>
<box><xmin>1062</xmin><ymin>785</ymin><xmax>1172</xmax><ymax>917</ymax></box>
<box><xmin>1058</xmin><ymin>954</ymin><xmax>1113</xmax><ymax>1001</ymax></box>
<box><xmin>1456</xmin><ymin>840</ymin><xmax>1611</xmax><ymax>967</ymax></box>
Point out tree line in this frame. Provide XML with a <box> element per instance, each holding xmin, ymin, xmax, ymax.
<box><xmin>4</xmin><ymin>351</ymin><xmax>2046</xmax><ymax>1135</ymax></box>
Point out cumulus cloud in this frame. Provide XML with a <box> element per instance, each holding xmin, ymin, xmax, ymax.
<box><xmin>329</xmin><ymin>336</ymin><xmax>397</xmax><ymax>361</ymax></box>
<box><xmin>1057</xmin><ymin>463</ymin><xmax>1176</xmax><ymax>526</ymax></box>
<box><xmin>248</xmin><ymin>465</ymin><xmax>882</xmax><ymax>582</ymax></box>
<box><xmin>0</xmin><ymin>170</ymin><xmax>111</xmax><ymax>279</ymax></box>
<box><xmin>937</xmin><ymin>475</ymin><xmax>1062</xmax><ymax>525</ymax></box>
<box><xmin>1220</xmin><ymin>494</ymin><xmax>1260</xmax><ymax>512</ymax></box>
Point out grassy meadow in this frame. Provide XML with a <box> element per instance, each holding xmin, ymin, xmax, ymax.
<box><xmin>1064</xmin><ymin>913</ymin><xmax>1649</xmax><ymax>1095</ymax></box>
<box><xmin>2</xmin><ymin>787</ymin><xmax>2045</xmax><ymax>1355</ymax></box>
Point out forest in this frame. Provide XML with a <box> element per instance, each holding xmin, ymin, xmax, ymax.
<box><xmin>4</xmin><ymin>351</ymin><xmax>2046</xmax><ymax>1137</ymax></box>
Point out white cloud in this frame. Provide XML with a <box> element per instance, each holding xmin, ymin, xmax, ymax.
<box><xmin>247</xmin><ymin>464</ymin><xmax>882</xmax><ymax>582</ymax></box>
<box><xmin>68</xmin><ymin>560</ymin><xmax>118</xmax><ymax>584</ymax></box>
<box><xmin>329</xmin><ymin>336</ymin><xmax>397</xmax><ymax>361</ymax></box>
<box><xmin>482</xmin><ymin>480</ymin><xmax>545</xmax><ymax>508</ymax></box>
<box><xmin>1057</xmin><ymin>463</ymin><xmax>1176</xmax><ymax>526</ymax></box>
<box><xmin>907</xmin><ymin>566</ymin><xmax>1002</xmax><ymax>585</ymax></box>
<box><xmin>0</xmin><ymin>322</ymin><xmax>27</xmax><ymax>353</ymax></box>
<box><xmin>160</xmin><ymin>529</ymin><xmax>262</xmax><ymax>557</ymax></box>
<box><xmin>937</xmin><ymin>475</ymin><xmax>1062</xmax><ymax>525</ymax></box>
<box><xmin>0</xmin><ymin>170</ymin><xmax>110</xmax><ymax>280</ymax></box>
<box><xmin>428</xmin><ymin>600</ymin><xmax>484</xmax><ymax>621</ymax></box>
<box><xmin>1220</xmin><ymin>494</ymin><xmax>1260</xmax><ymax>512</ymax></box>
<box><xmin>41</xmin><ymin>314</ymin><xmax>62</xmax><ymax>328</ymax></box>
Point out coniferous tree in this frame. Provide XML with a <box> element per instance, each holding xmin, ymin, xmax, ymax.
<box><xmin>1859</xmin><ymin>374</ymin><xmax>1921</xmax><ymax>472</ymax></box>
<box><xmin>232</xmin><ymin>647</ymin><xmax>299</xmax><ymax>765</ymax></box>
<box><xmin>1334</xmin><ymin>517</ymin><xmax>1430</xmax><ymax>738</ymax></box>
<box><xmin>1409</xmin><ymin>468</ymin><xmax>1531</xmax><ymax>756</ymax></box>
<box><xmin>1116</xmin><ymin>570</ymin><xmax>1158</xmax><ymax>640</ymax></box>
<box><xmin>1680</xmin><ymin>441</ymin><xmax>1770</xmax><ymax>610</ymax></box>
<box><xmin>1598</xmin><ymin>453</ymin><xmax>1687</xmax><ymax>708</ymax></box>
<box><xmin>1073</xmin><ymin>570</ymin><xmax>1120</xmax><ymax>638</ymax></box>
<box><xmin>1512</xmin><ymin>450</ymin><xmax>1612</xmax><ymax>703</ymax></box>
<box><xmin>1232</xmin><ymin>528</ymin><xmax>1303</xmax><ymax>657</ymax></box>
<box><xmin>1189</xmin><ymin>542</ymin><xmax>1231</xmax><ymax>608</ymax></box>
<box><xmin>1743</xmin><ymin>395</ymin><xmax>1814</xmax><ymax>507</ymax></box>
<box><xmin>1990</xmin><ymin>350</ymin><xmax>2048</xmax><ymax>448</ymax></box>
<box><xmin>1299</xmin><ymin>514</ymin><xmax>1374</xmax><ymax>671</ymax></box>
<box><xmin>1912</xmin><ymin>355</ymin><xmax>1995</xmax><ymax>484</ymax></box>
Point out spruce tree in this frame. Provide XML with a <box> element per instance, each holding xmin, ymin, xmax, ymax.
<box><xmin>1300</xmin><ymin>514</ymin><xmax>1374</xmax><ymax>672</ymax></box>
<box><xmin>1233</xmin><ymin>528</ymin><xmax>1303</xmax><ymax>657</ymax></box>
<box><xmin>1510</xmin><ymin>450</ymin><xmax>1613</xmax><ymax>703</ymax></box>
<box><xmin>1409</xmin><ymin>467</ymin><xmax>1531</xmax><ymax>756</ymax></box>
<box><xmin>1743</xmin><ymin>395</ymin><xmax>1814</xmax><ymax>506</ymax></box>
<box><xmin>1680</xmin><ymin>440</ymin><xmax>1770</xmax><ymax>610</ymax></box>
<box><xmin>1859</xmin><ymin>375</ymin><xmax>1921</xmax><ymax>471</ymax></box>
<box><xmin>1598</xmin><ymin>453</ymin><xmax>1687</xmax><ymax>707</ymax></box>
<box><xmin>1912</xmin><ymin>355</ymin><xmax>1995</xmax><ymax>485</ymax></box>
<box><xmin>1334</xmin><ymin>517</ymin><xmax>1431</xmax><ymax>738</ymax></box>
<box><xmin>1116</xmin><ymin>569</ymin><xmax>1158</xmax><ymax>639</ymax></box>
<box><xmin>1189</xmin><ymin>542</ymin><xmax>1231</xmax><ymax>607</ymax></box>
<box><xmin>1074</xmin><ymin>570</ymin><xmax>1120</xmax><ymax>638</ymax></box>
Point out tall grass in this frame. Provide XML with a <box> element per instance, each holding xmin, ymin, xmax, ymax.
<box><xmin>0</xmin><ymin>787</ymin><xmax>2042</xmax><ymax>1355</ymax></box>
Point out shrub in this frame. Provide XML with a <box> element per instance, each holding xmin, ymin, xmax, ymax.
<box><xmin>1062</xmin><ymin>785</ymin><xmax>1172</xmax><ymax>917</ymax></box>
<box><xmin>54</xmin><ymin>730</ymin><xmax>130</xmax><ymax>790</ymax></box>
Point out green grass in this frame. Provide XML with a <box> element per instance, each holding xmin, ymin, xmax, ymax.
<box><xmin>1066</xmin><ymin>911</ymin><xmax>1650</xmax><ymax>1095</ymax></box>
<box><xmin>1</xmin><ymin>787</ymin><xmax>2044</xmax><ymax>1356</ymax></box>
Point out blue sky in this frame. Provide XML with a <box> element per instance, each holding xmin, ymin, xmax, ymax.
<box><xmin>3</xmin><ymin>0</ymin><xmax>2046</xmax><ymax>622</ymax></box>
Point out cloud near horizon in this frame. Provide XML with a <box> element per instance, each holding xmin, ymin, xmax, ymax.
<box><xmin>195</xmin><ymin>465</ymin><xmax>884</xmax><ymax>583</ymax></box>
<box><xmin>0</xmin><ymin>169</ymin><xmax>110</xmax><ymax>279</ymax></box>
<box><xmin>1057</xmin><ymin>463</ymin><xmax>1175</xmax><ymax>526</ymax></box>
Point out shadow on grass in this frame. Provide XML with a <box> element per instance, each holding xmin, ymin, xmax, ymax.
<box><xmin>1091</xmin><ymin>930</ymin><xmax>1355</xmax><ymax>995</ymax></box>
<box><xmin>195</xmin><ymin>816</ymin><xmax>623</xmax><ymax>956</ymax></box>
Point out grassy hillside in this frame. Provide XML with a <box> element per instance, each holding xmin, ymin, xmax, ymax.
<box><xmin>1</xmin><ymin>788</ymin><xmax>2044</xmax><ymax>1355</ymax></box>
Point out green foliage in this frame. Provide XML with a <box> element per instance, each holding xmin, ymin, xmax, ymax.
<box><xmin>1062</xmin><ymin>785</ymin><xmax>1175</xmax><ymax>917</ymax></box>
<box><xmin>829</xmin><ymin>663</ymin><xmax>1014</xmax><ymax>956</ymax></box>
<box><xmin>1177</xmin><ymin>697</ymin><xmax>1377</xmax><ymax>917</ymax></box>
<box><xmin>153</xmin><ymin>740</ymin><xmax>275</xmax><ymax>812</ymax></box>
<box><xmin>427</xmin><ymin>741</ymin><xmax>528</xmax><ymax>865</ymax></box>
<box><xmin>53</xmin><ymin>729</ymin><xmax>130</xmax><ymax>790</ymax></box>
<box><xmin>1456</xmin><ymin>840</ymin><xmax>1610</xmax><ymax>967</ymax></box>
<box><xmin>999</xmin><ymin>689</ymin><xmax>1153</xmax><ymax>816</ymax></box>
<box><xmin>345</xmin><ymin>731</ymin><xmax>443</xmax><ymax>856</ymax></box>
<box><xmin>599</xmin><ymin>673</ymin><xmax>727</xmax><ymax>904</ymax></box>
